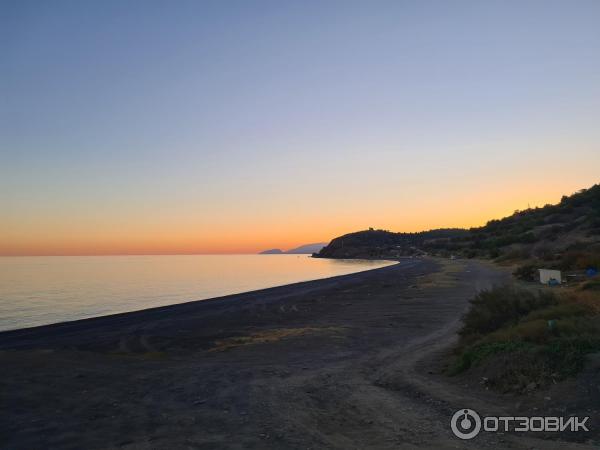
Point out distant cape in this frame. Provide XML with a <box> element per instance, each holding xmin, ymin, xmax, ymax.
<box><xmin>259</xmin><ymin>242</ymin><xmax>327</xmax><ymax>255</ymax></box>
<box><xmin>259</xmin><ymin>249</ymin><xmax>284</xmax><ymax>254</ymax></box>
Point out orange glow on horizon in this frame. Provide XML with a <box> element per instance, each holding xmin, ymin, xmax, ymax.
<box><xmin>2</xmin><ymin>178</ymin><xmax>594</xmax><ymax>256</ymax></box>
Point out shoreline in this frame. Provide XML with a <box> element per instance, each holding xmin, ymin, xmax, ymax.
<box><xmin>0</xmin><ymin>259</ymin><xmax>402</xmax><ymax>348</ymax></box>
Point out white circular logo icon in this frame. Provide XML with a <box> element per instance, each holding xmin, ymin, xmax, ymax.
<box><xmin>451</xmin><ymin>408</ymin><xmax>481</xmax><ymax>439</ymax></box>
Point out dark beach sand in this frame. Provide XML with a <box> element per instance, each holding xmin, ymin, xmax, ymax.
<box><xmin>0</xmin><ymin>258</ymin><xmax>594</xmax><ymax>449</ymax></box>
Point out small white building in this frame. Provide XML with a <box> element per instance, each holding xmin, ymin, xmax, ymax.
<box><xmin>539</xmin><ymin>269</ymin><xmax>562</xmax><ymax>285</ymax></box>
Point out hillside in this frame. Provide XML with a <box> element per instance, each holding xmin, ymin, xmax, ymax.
<box><xmin>316</xmin><ymin>228</ymin><xmax>468</xmax><ymax>259</ymax></box>
<box><xmin>316</xmin><ymin>183</ymin><xmax>600</xmax><ymax>270</ymax></box>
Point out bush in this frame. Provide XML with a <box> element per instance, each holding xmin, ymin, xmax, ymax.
<box><xmin>459</xmin><ymin>286</ymin><xmax>557</xmax><ymax>338</ymax></box>
<box><xmin>523</xmin><ymin>302</ymin><xmax>591</xmax><ymax>322</ymax></box>
<box><xmin>519</xmin><ymin>232</ymin><xmax>538</xmax><ymax>244</ymax></box>
<box><xmin>513</xmin><ymin>264</ymin><xmax>537</xmax><ymax>281</ymax></box>
<box><xmin>488</xmin><ymin>247</ymin><xmax>500</xmax><ymax>258</ymax></box>
<box><xmin>449</xmin><ymin>341</ymin><xmax>528</xmax><ymax>374</ymax></box>
<box><xmin>451</xmin><ymin>285</ymin><xmax>600</xmax><ymax>390</ymax></box>
<box><xmin>451</xmin><ymin>338</ymin><xmax>600</xmax><ymax>390</ymax></box>
<box><xmin>543</xmin><ymin>337</ymin><xmax>600</xmax><ymax>377</ymax></box>
<box><xmin>559</xmin><ymin>250</ymin><xmax>600</xmax><ymax>271</ymax></box>
<box><xmin>581</xmin><ymin>279</ymin><xmax>600</xmax><ymax>291</ymax></box>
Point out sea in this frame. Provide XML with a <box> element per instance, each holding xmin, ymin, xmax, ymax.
<box><xmin>0</xmin><ymin>255</ymin><xmax>396</xmax><ymax>331</ymax></box>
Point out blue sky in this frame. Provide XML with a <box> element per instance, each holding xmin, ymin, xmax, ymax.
<box><xmin>2</xmin><ymin>0</ymin><xmax>600</xmax><ymax>254</ymax></box>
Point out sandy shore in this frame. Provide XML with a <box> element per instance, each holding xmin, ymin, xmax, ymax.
<box><xmin>0</xmin><ymin>258</ymin><xmax>594</xmax><ymax>449</ymax></box>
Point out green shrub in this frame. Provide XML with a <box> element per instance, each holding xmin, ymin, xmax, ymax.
<box><xmin>543</xmin><ymin>337</ymin><xmax>600</xmax><ymax>377</ymax></box>
<box><xmin>488</xmin><ymin>247</ymin><xmax>500</xmax><ymax>258</ymax></box>
<box><xmin>459</xmin><ymin>286</ymin><xmax>557</xmax><ymax>338</ymax></box>
<box><xmin>450</xmin><ymin>284</ymin><xmax>600</xmax><ymax>390</ymax></box>
<box><xmin>513</xmin><ymin>264</ymin><xmax>537</xmax><ymax>281</ymax></box>
<box><xmin>523</xmin><ymin>302</ymin><xmax>591</xmax><ymax>322</ymax></box>
<box><xmin>449</xmin><ymin>341</ymin><xmax>529</xmax><ymax>374</ymax></box>
<box><xmin>520</xmin><ymin>232</ymin><xmax>538</xmax><ymax>244</ymax></box>
<box><xmin>559</xmin><ymin>250</ymin><xmax>600</xmax><ymax>271</ymax></box>
<box><xmin>507</xmin><ymin>319</ymin><xmax>552</xmax><ymax>343</ymax></box>
<box><xmin>581</xmin><ymin>279</ymin><xmax>600</xmax><ymax>291</ymax></box>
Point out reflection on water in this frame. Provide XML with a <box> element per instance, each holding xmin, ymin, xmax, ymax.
<box><xmin>0</xmin><ymin>255</ymin><xmax>396</xmax><ymax>331</ymax></box>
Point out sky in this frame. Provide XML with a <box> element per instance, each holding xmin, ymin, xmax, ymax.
<box><xmin>2</xmin><ymin>0</ymin><xmax>600</xmax><ymax>255</ymax></box>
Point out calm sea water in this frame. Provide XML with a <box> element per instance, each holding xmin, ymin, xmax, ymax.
<box><xmin>0</xmin><ymin>255</ymin><xmax>395</xmax><ymax>331</ymax></box>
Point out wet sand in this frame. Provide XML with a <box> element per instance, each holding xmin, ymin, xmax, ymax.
<box><xmin>0</xmin><ymin>258</ymin><xmax>593</xmax><ymax>449</ymax></box>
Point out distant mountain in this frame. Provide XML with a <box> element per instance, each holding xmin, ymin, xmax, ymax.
<box><xmin>259</xmin><ymin>249</ymin><xmax>284</xmax><ymax>254</ymax></box>
<box><xmin>285</xmin><ymin>243</ymin><xmax>328</xmax><ymax>254</ymax></box>
<box><xmin>259</xmin><ymin>242</ymin><xmax>328</xmax><ymax>255</ymax></box>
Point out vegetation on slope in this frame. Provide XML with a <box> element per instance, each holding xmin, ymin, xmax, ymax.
<box><xmin>449</xmin><ymin>285</ymin><xmax>600</xmax><ymax>392</ymax></box>
<box><xmin>315</xmin><ymin>228</ymin><xmax>467</xmax><ymax>259</ymax></box>
<box><xmin>316</xmin><ymin>183</ymin><xmax>600</xmax><ymax>266</ymax></box>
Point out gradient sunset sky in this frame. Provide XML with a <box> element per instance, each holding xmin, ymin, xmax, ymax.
<box><xmin>2</xmin><ymin>0</ymin><xmax>600</xmax><ymax>256</ymax></box>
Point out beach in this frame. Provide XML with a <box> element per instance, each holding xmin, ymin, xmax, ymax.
<box><xmin>0</xmin><ymin>255</ymin><xmax>395</xmax><ymax>332</ymax></box>
<box><xmin>1</xmin><ymin>258</ymin><xmax>594</xmax><ymax>449</ymax></box>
